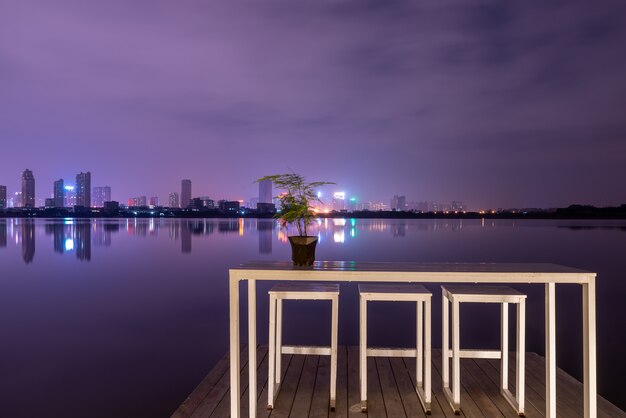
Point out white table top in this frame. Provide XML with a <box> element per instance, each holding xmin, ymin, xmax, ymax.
<box><xmin>231</xmin><ymin>261</ymin><xmax>595</xmax><ymax>284</ymax></box>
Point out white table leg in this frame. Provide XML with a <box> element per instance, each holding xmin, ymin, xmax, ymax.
<box><xmin>583</xmin><ymin>280</ymin><xmax>597</xmax><ymax>418</ymax></box>
<box><xmin>359</xmin><ymin>294</ymin><xmax>367</xmax><ymax>411</ymax></box>
<box><xmin>545</xmin><ymin>283</ymin><xmax>556</xmax><ymax>418</ymax></box>
<box><xmin>424</xmin><ymin>297</ymin><xmax>432</xmax><ymax>405</ymax></box>
<box><xmin>248</xmin><ymin>280</ymin><xmax>257</xmax><ymax>417</ymax></box>
<box><xmin>501</xmin><ymin>302</ymin><xmax>509</xmax><ymax>391</ymax></box>
<box><xmin>229</xmin><ymin>274</ymin><xmax>241</xmax><ymax>418</ymax></box>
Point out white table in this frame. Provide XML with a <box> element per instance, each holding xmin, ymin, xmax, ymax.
<box><xmin>229</xmin><ymin>261</ymin><xmax>597</xmax><ymax>418</ymax></box>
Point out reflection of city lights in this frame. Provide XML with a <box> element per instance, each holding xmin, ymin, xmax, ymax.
<box><xmin>351</xmin><ymin>228</ymin><xmax>356</xmax><ymax>238</ymax></box>
<box><xmin>239</xmin><ymin>218</ymin><xmax>244</xmax><ymax>236</ymax></box>
<box><xmin>333</xmin><ymin>219</ymin><xmax>346</xmax><ymax>227</ymax></box>
<box><xmin>333</xmin><ymin>230</ymin><xmax>345</xmax><ymax>243</ymax></box>
<box><xmin>64</xmin><ymin>238</ymin><xmax>74</xmax><ymax>251</ymax></box>
<box><xmin>350</xmin><ymin>218</ymin><xmax>356</xmax><ymax>227</ymax></box>
<box><xmin>64</xmin><ymin>218</ymin><xmax>73</xmax><ymax>225</ymax></box>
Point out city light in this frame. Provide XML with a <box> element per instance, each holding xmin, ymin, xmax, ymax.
<box><xmin>64</xmin><ymin>185</ymin><xmax>74</xmax><ymax>191</ymax></box>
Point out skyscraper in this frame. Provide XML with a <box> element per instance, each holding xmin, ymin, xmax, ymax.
<box><xmin>53</xmin><ymin>179</ymin><xmax>64</xmax><ymax>208</ymax></box>
<box><xmin>149</xmin><ymin>196</ymin><xmax>159</xmax><ymax>207</ymax></box>
<box><xmin>259</xmin><ymin>179</ymin><xmax>272</xmax><ymax>203</ymax></box>
<box><xmin>21</xmin><ymin>169</ymin><xmax>35</xmax><ymax>208</ymax></box>
<box><xmin>76</xmin><ymin>172</ymin><xmax>91</xmax><ymax>207</ymax></box>
<box><xmin>169</xmin><ymin>192</ymin><xmax>179</xmax><ymax>208</ymax></box>
<box><xmin>92</xmin><ymin>186</ymin><xmax>111</xmax><ymax>207</ymax></box>
<box><xmin>181</xmin><ymin>179</ymin><xmax>191</xmax><ymax>208</ymax></box>
<box><xmin>0</xmin><ymin>185</ymin><xmax>6</xmax><ymax>209</ymax></box>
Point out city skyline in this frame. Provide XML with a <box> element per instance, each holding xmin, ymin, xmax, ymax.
<box><xmin>1</xmin><ymin>2</ymin><xmax>626</xmax><ymax>208</ymax></box>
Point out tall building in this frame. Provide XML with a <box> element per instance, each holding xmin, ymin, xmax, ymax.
<box><xmin>149</xmin><ymin>196</ymin><xmax>159</xmax><ymax>207</ymax></box>
<box><xmin>21</xmin><ymin>169</ymin><xmax>35</xmax><ymax>208</ymax></box>
<box><xmin>53</xmin><ymin>179</ymin><xmax>65</xmax><ymax>208</ymax></box>
<box><xmin>76</xmin><ymin>172</ymin><xmax>91</xmax><ymax>207</ymax></box>
<box><xmin>92</xmin><ymin>186</ymin><xmax>111</xmax><ymax>207</ymax></box>
<box><xmin>64</xmin><ymin>187</ymin><xmax>76</xmax><ymax>207</ymax></box>
<box><xmin>0</xmin><ymin>185</ymin><xmax>6</xmax><ymax>209</ymax></box>
<box><xmin>259</xmin><ymin>179</ymin><xmax>272</xmax><ymax>203</ymax></box>
<box><xmin>181</xmin><ymin>179</ymin><xmax>192</xmax><ymax>208</ymax></box>
<box><xmin>169</xmin><ymin>192</ymin><xmax>179</xmax><ymax>208</ymax></box>
<box><xmin>332</xmin><ymin>192</ymin><xmax>346</xmax><ymax>211</ymax></box>
<box><xmin>391</xmin><ymin>195</ymin><xmax>406</xmax><ymax>211</ymax></box>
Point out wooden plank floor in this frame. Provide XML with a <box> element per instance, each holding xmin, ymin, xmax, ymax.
<box><xmin>172</xmin><ymin>346</ymin><xmax>626</xmax><ymax>418</ymax></box>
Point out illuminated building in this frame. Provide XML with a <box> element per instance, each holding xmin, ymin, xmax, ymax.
<box><xmin>75</xmin><ymin>172</ymin><xmax>91</xmax><ymax>207</ymax></box>
<box><xmin>181</xmin><ymin>179</ymin><xmax>192</xmax><ymax>208</ymax></box>
<box><xmin>21</xmin><ymin>169</ymin><xmax>35</xmax><ymax>208</ymax></box>
<box><xmin>92</xmin><ymin>186</ymin><xmax>111</xmax><ymax>207</ymax></box>
<box><xmin>169</xmin><ymin>192</ymin><xmax>179</xmax><ymax>208</ymax></box>
<box><xmin>199</xmin><ymin>196</ymin><xmax>215</xmax><ymax>209</ymax></box>
<box><xmin>129</xmin><ymin>196</ymin><xmax>147</xmax><ymax>207</ymax></box>
<box><xmin>0</xmin><ymin>185</ymin><xmax>6</xmax><ymax>209</ymax></box>
<box><xmin>53</xmin><ymin>179</ymin><xmax>64</xmax><ymax>207</ymax></box>
<box><xmin>218</xmin><ymin>200</ymin><xmax>240</xmax><ymax>212</ymax></box>
<box><xmin>332</xmin><ymin>192</ymin><xmax>346</xmax><ymax>211</ymax></box>
<box><xmin>149</xmin><ymin>196</ymin><xmax>159</xmax><ymax>207</ymax></box>
<box><xmin>259</xmin><ymin>179</ymin><xmax>272</xmax><ymax>203</ymax></box>
<box><xmin>44</xmin><ymin>198</ymin><xmax>55</xmax><ymax>208</ymax></box>
<box><xmin>451</xmin><ymin>201</ymin><xmax>466</xmax><ymax>212</ymax></box>
<box><xmin>390</xmin><ymin>195</ymin><xmax>406</xmax><ymax>211</ymax></box>
<box><xmin>64</xmin><ymin>186</ymin><xmax>76</xmax><ymax>207</ymax></box>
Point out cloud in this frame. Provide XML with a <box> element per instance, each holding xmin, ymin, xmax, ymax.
<box><xmin>0</xmin><ymin>0</ymin><xmax>625</xmax><ymax>207</ymax></box>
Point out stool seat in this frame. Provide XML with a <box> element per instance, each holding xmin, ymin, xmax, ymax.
<box><xmin>359</xmin><ymin>283</ymin><xmax>430</xmax><ymax>298</ymax></box>
<box><xmin>267</xmin><ymin>282</ymin><xmax>339</xmax><ymax>411</ymax></box>
<box><xmin>442</xmin><ymin>285</ymin><xmax>526</xmax><ymax>416</ymax></box>
<box><xmin>269</xmin><ymin>282</ymin><xmax>339</xmax><ymax>298</ymax></box>
<box><xmin>359</xmin><ymin>283</ymin><xmax>432</xmax><ymax>413</ymax></box>
<box><xmin>442</xmin><ymin>285</ymin><xmax>526</xmax><ymax>302</ymax></box>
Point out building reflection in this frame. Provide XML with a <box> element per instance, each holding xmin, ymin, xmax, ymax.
<box><xmin>181</xmin><ymin>221</ymin><xmax>191</xmax><ymax>253</ymax></box>
<box><xmin>0</xmin><ymin>219</ymin><xmax>6</xmax><ymax>248</ymax></box>
<box><xmin>257</xmin><ymin>219</ymin><xmax>273</xmax><ymax>254</ymax></box>
<box><xmin>21</xmin><ymin>219</ymin><xmax>35</xmax><ymax>264</ymax></box>
<box><xmin>75</xmin><ymin>222</ymin><xmax>91</xmax><ymax>261</ymax></box>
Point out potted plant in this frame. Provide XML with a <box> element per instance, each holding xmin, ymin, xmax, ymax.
<box><xmin>256</xmin><ymin>173</ymin><xmax>334</xmax><ymax>266</ymax></box>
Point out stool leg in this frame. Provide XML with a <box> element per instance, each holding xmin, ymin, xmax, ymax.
<box><xmin>452</xmin><ymin>300</ymin><xmax>461</xmax><ymax>408</ymax></box>
<box><xmin>517</xmin><ymin>299</ymin><xmax>526</xmax><ymax>415</ymax></box>
<box><xmin>501</xmin><ymin>302</ymin><xmax>509</xmax><ymax>392</ymax></box>
<box><xmin>360</xmin><ymin>294</ymin><xmax>367</xmax><ymax>411</ymax></box>
<box><xmin>276</xmin><ymin>298</ymin><xmax>283</xmax><ymax>385</ymax></box>
<box><xmin>267</xmin><ymin>295</ymin><xmax>277</xmax><ymax>409</ymax></box>
<box><xmin>417</xmin><ymin>300</ymin><xmax>423</xmax><ymax>388</ymax></box>
<box><xmin>330</xmin><ymin>295</ymin><xmax>338</xmax><ymax>410</ymax></box>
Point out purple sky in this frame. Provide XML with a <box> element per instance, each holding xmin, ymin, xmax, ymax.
<box><xmin>1</xmin><ymin>1</ymin><xmax>626</xmax><ymax>209</ymax></box>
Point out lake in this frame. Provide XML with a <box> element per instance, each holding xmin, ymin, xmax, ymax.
<box><xmin>0</xmin><ymin>217</ymin><xmax>624</xmax><ymax>417</ymax></box>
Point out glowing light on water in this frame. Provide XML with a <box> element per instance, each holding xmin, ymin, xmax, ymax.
<box><xmin>64</xmin><ymin>238</ymin><xmax>74</xmax><ymax>251</ymax></box>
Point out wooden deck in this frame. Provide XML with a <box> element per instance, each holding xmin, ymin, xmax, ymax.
<box><xmin>172</xmin><ymin>346</ymin><xmax>625</xmax><ymax>418</ymax></box>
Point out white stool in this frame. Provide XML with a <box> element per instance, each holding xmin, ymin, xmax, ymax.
<box><xmin>442</xmin><ymin>285</ymin><xmax>526</xmax><ymax>416</ymax></box>
<box><xmin>267</xmin><ymin>282</ymin><xmax>339</xmax><ymax>410</ymax></box>
<box><xmin>359</xmin><ymin>284</ymin><xmax>432</xmax><ymax>413</ymax></box>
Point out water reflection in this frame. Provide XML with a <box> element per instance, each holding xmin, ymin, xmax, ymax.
<box><xmin>21</xmin><ymin>220</ymin><xmax>35</xmax><ymax>263</ymax></box>
<box><xmin>4</xmin><ymin>217</ymin><xmax>623</xmax><ymax>264</ymax></box>
<box><xmin>0</xmin><ymin>219</ymin><xmax>7</xmax><ymax>248</ymax></box>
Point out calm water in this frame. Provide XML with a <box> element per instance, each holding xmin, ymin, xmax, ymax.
<box><xmin>0</xmin><ymin>218</ymin><xmax>625</xmax><ymax>417</ymax></box>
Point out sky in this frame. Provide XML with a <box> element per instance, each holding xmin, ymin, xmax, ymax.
<box><xmin>1</xmin><ymin>0</ymin><xmax>626</xmax><ymax>209</ymax></box>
